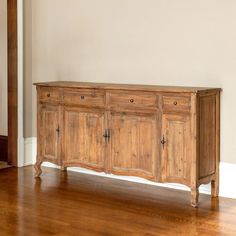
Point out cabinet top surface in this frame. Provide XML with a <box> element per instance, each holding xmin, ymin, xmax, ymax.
<box><xmin>34</xmin><ymin>81</ymin><xmax>221</xmax><ymax>93</ymax></box>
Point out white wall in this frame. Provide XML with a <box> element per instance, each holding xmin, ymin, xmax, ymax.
<box><xmin>0</xmin><ymin>0</ymin><xmax>7</xmax><ymax>136</ymax></box>
<box><xmin>28</xmin><ymin>0</ymin><xmax>236</xmax><ymax>164</ymax></box>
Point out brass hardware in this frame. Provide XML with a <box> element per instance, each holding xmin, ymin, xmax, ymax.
<box><xmin>47</xmin><ymin>93</ymin><xmax>50</xmax><ymax>97</ymax></box>
<box><xmin>81</xmin><ymin>95</ymin><xmax>85</xmax><ymax>100</ymax></box>
<box><xmin>103</xmin><ymin>129</ymin><xmax>111</xmax><ymax>141</ymax></box>
<box><xmin>130</xmin><ymin>99</ymin><xmax>134</xmax><ymax>103</ymax></box>
<box><xmin>160</xmin><ymin>135</ymin><xmax>166</xmax><ymax>149</ymax></box>
<box><xmin>103</xmin><ymin>129</ymin><xmax>108</xmax><ymax>139</ymax></box>
<box><xmin>107</xmin><ymin>129</ymin><xmax>111</xmax><ymax>141</ymax></box>
<box><xmin>173</xmin><ymin>101</ymin><xmax>178</xmax><ymax>105</ymax></box>
<box><xmin>56</xmin><ymin>126</ymin><xmax>60</xmax><ymax>136</ymax></box>
<box><xmin>103</xmin><ymin>130</ymin><xmax>107</xmax><ymax>138</ymax></box>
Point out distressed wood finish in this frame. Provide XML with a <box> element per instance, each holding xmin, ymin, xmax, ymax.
<box><xmin>63</xmin><ymin>89</ymin><xmax>105</xmax><ymax>107</ymax></box>
<box><xmin>39</xmin><ymin>86</ymin><xmax>60</xmax><ymax>103</ymax></box>
<box><xmin>38</xmin><ymin>104</ymin><xmax>60</xmax><ymax>163</ymax></box>
<box><xmin>63</xmin><ymin>107</ymin><xmax>106</xmax><ymax>171</ymax></box>
<box><xmin>199</xmin><ymin>93</ymin><xmax>216</xmax><ymax>179</ymax></box>
<box><xmin>109</xmin><ymin>111</ymin><xmax>157</xmax><ymax>180</ymax></box>
<box><xmin>161</xmin><ymin>114</ymin><xmax>191</xmax><ymax>185</ymax></box>
<box><xmin>212</xmin><ymin>91</ymin><xmax>220</xmax><ymax>197</ymax></box>
<box><xmin>109</xmin><ymin>91</ymin><xmax>158</xmax><ymax>108</ymax></box>
<box><xmin>35</xmin><ymin>87</ymin><xmax>64</xmax><ymax>178</ymax></box>
<box><xmin>34</xmin><ymin>81</ymin><xmax>221</xmax><ymax>207</ymax></box>
<box><xmin>162</xmin><ymin>95</ymin><xmax>191</xmax><ymax>113</ymax></box>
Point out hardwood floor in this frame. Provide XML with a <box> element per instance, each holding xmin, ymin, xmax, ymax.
<box><xmin>0</xmin><ymin>167</ymin><xmax>236</xmax><ymax>236</ymax></box>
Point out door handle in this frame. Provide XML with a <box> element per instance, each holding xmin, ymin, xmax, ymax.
<box><xmin>107</xmin><ymin>129</ymin><xmax>111</xmax><ymax>141</ymax></box>
<box><xmin>103</xmin><ymin>129</ymin><xmax>111</xmax><ymax>142</ymax></box>
<box><xmin>103</xmin><ymin>129</ymin><xmax>108</xmax><ymax>141</ymax></box>
<box><xmin>160</xmin><ymin>135</ymin><xmax>166</xmax><ymax>149</ymax></box>
<box><xmin>56</xmin><ymin>125</ymin><xmax>60</xmax><ymax>137</ymax></box>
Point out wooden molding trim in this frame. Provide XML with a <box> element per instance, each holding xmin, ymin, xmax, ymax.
<box><xmin>7</xmin><ymin>0</ymin><xmax>18</xmax><ymax>166</ymax></box>
<box><xmin>0</xmin><ymin>135</ymin><xmax>8</xmax><ymax>162</ymax></box>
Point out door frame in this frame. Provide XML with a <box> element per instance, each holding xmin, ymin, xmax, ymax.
<box><xmin>7</xmin><ymin>0</ymin><xmax>24</xmax><ymax>166</ymax></box>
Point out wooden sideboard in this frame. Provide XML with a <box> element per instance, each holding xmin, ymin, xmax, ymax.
<box><xmin>34</xmin><ymin>81</ymin><xmax>221</xmax><ymax>207</ymax></box>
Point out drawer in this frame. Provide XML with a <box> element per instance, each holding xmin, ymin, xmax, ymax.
<box><xmin>39</xmin><ymin>87</ymin><xmax>60</xmax><ymax>103</ymax></box>
<box><xmin>63</xmin><ymin>89</ymin><xmax>105</xmax><ymax>106</ymax></box>
<box><xmin>163</xmin><ymin>95</ymin><xmax>191</xmax><ymax>112</ymax></box>
<box><xmin>109</xmin><ymin>92</ymin><xmax>157</xmax><ymax>108</ymax></box>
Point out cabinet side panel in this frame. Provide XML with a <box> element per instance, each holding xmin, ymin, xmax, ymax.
<box><xmin>199</xmin><ymin>94</ymin><xmax>216</xmax><ymax>179</ymax></box>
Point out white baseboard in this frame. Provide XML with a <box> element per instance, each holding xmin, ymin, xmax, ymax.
<box><xmin>17</xmin><ymin>136</ymin><xmax>25</xmax><ymax>167</ymax></box>
<box><xmin>24</xmin><ymin>137</ymin><xmax>236</xmax><ymax>199</ymax></box>
<box><xmin>24</xmin><ymin>137</ymin><xmax>37</xmax><ymax>166</ymax></box>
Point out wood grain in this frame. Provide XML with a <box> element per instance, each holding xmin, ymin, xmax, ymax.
<box><xmin>109</xmin><ymin>91</ymin><xmax>158</xmax><ymax>108</ymax></box>
<box><xmin>110</xmin><ymin>111</ymin><xmax>157</xmax><ymax>180</ymax></box>
<box><xmin>190</xmin><ymin>93</ymin><xmax>199</xmax><ymax>208</ymax></box>
<box><xmin>34</xmin><ymin>81</ymin><xmax>221</xmax><ymax>93</ymax></box>
<box><xmin>212</xmin><ymin>91</ymin><xmax>221</xmax><ymax>197</ymax></box>
<box><xmin>1</xmin><ymin>166</ymin><xmax>236</xmax><ymax>236</ymax></box>
<box><xmin>34</xmin><ymin>82</ymin><xmax>221</xmax><ymax>207</ymax></box>
<box><xmin>199</xmin><ymin>94</ymin><xmax>216</xmax><ymax>179</ymax></box>
<box><xmin>63</xmin><ymin>88</ymin><xmax>105</xmax><ymax>107</ymax></box>
<box><xmin>162</xmin><ymin>95</ymin><xmax>191</xmax><ymax>113</ymax></box>
<box><xmin>39</xmin><ymin>86</ymin><xmax>60</xmax><ymax>103</ymax></box>
<box><xmin>35</xmin><ymin>103</ymin><xmax>61</xmax><ymax>177</ymax></box>
<box><xmin>7</xmin><ymin>0</ymin><xmax>18</xmax><ymax>166</ymax></box>
<box><xmin>161</xmin><ymin>114</ymin><xmax>191</xmax><ymax>185</ymax></box>
<box><xmin>63</xmin><ymin>107</ymin><xmax>106</xmax><ymax>171</ymax></box>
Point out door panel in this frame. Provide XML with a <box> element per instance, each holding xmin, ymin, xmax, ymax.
<box><xmin>161</xmin><ymin>114</ymin><xmax>191</xmax><ymax>184</ymax></box>
<box><xmin>110</xmin><ymin>111</ymin><xmax>157</xmax><ymax>179</ymax></box>
<box><xmin>64</xmin><ymin>107</ymin><xmax>105</xmax><ymax>171</ymax></box>
<box><xmin>39</xmin><ymin>104</ymin><xmax>60</xmax><ymax>163</ymax></box>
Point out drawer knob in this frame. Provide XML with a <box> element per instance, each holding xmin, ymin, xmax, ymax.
<box><xmin>47</xmin><ymin>93</ymin><xmax>50</xmax><ymax>97</ymax></box>
<box><xmin>130</xmin><ymin>99</ymin><xmax>134</xmax><ymax>103</ymax></box>
<box><xmin>81</xmin><ymin>96</ymin><xmax>85</xmax><ymax>100</ymax></box>
<box><xmin>173</xmin><ymin>101</ymin><xmax>178</xmax><ymax>106</ymax></box>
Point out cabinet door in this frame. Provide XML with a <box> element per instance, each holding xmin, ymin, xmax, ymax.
<box><xmin>109</xmin><ymin>111</ymin><xmax>158</xmax><ymax>180</ymax></box>
<box><xmin>64</xmin><ymin>107</ymin><xmax>106</xmax><ymax>171</ymax></box>
<box><xmin>161</xmin><ymin>114</ymin><xmax>191</xmax><ymax>184</ymax></box>
<box><xmin>38</xmin><ymin>104</ymin><xmax>61</xmax><ymax>164</ymax></box>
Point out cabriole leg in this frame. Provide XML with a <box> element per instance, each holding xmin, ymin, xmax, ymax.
<box><xmin>61</xmin><ymin>166</ymin><xmax>67</xmax><ymax>172</ymax></box>
<box><xmin>191</xmin><ymin>187</ymin><xmax>199</xmax><ymax>208</ymax></box>
<box><xmin>34</xmin><ymin>160</ymin><xmax>43</xmax><ymax>178</ymax></box>
<box><xmin>211</xmin><ymin>179</ymin><xmax>219</xmax><ymax>197</ymax></box>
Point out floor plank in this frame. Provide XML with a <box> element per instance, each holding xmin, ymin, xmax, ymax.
<box><xmin>0</xmin><ymin>166</ymin><xmax>236</xmax><ymax>236</ymax></box>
